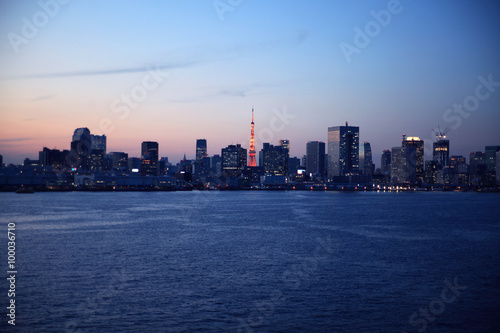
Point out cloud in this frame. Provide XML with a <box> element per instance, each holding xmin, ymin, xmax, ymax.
<box><xmin>0</xmin><ymin>138</ymin><xmax>31</xmax><ymax>143</ymax></box>
<box><xmin>3</xmin><ymin>61</ymin><xmax>198</xmax><ymax>80</ymax></box>
<box><xmin>220</xmin><ymin>90</ymin><xmax>246</xmax><ymax>97</ymax></box>
<box><xmin>31</xmin><ymin>95</ymin><xmax>54</xmax><ymax>102</ymax></box>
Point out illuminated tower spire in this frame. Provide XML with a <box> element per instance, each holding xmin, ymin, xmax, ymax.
<box><xmin>248</xmin><ymin>107</ymin><xmax>257</xmax><ymax>167</ymax></box>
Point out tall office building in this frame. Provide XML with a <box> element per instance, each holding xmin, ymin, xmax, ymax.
<box><xmin>0</xmin><ymin>154</ymin><xmax>3</xmax><ymax>167</ymax></box>
<box><xmin>359</xmin><ymin>142</ymin><xmax>374</xmax><ymax>177</ymax></box>
<box><xmin>485</xmin><ymin>146</ymin><xmax>500</xmax><ymax>172</ymax></box>
<box><xmin>484</xmin><ymin>146</ymin><xmax>500</xmax><ymax>186</ymax></box>
<box><xmin>279</xmin><ymin>139</ymin><xmax>290</xmax><ymax>155</ymax></box>
<box><xmin>70</xmin><ymin>127</ymin><xmax>92</xmax><ymax>170</ymax></box>
<box><xmin>402</xmin><ymin>136</ymin><xmax>424</xmax><ymax>184</ymax></box>
<box><xmin>327</xmin><ymin>123</ymin><xmax>359</xmax><ymax>179</ymax></box>
<box><xmin>222</xmin><ymin>144</ymin><xmax>247</xmax><ymax>177</ymax></box>
<box><xmin>196</xmin><ymin>139</ymin><xmax>207</xmax><ymax>162</ymax></box>
<box><xmin>391</xmin><ymin>146</ymin><xmax>416</xmax><ymax>185</ymax></box>
<box><xmin>141</xmin><ymin>141</ymin><xmax>159</xmax><ymax>176</ymax></box>
<box><xmin>91</xmin><ymin>134</ymin><xmax>107</xmax><ymax>154</ymax></box>
<box><xmin>288</xmin><ymin>157</ymin><xmax>300</xmax><ymax>176</ymax></box>
<box><xmin>469</xmin><ymin>151</ymin><xmax>485</xmax><ymax>185</ymax></box>
<box><xmin>433</xmin><ymin>134</ymin><xmax>450</xmax><ymax>168</ymax></box>
<box><xmin>261</xmin><ymin>143</ymin><xmax>288</xmax><ymax>176</ymax></box>
<box><xmin>497</xmin><ymin>151</ymin><xmax>500</xmax><ymax>185</ymax></box>
<box><xmin>381</xmin><ymin>149</ymin><xmax>391</xmax><ymax>175</ymax></box>
<box><xmin>450</xmin><ymin>155</ymin><xmax>468</xmax><ymax>185</ymax></box>
<box><xmin>128</xmin><ymin>157</ymin><xmax>141</xmax><ymax>172</ymax></box>
<box><xmin>110</xmin><ymin>152</ymin><xmax>128</xmax><ymax>171</ymax></box>
<box><xmin>306</xmin><ymin>141</ymin><xmax>326</xmax><ymax>179</ymax></box>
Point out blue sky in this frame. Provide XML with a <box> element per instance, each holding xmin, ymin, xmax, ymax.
<box><xmin>1</xmin><ymin>0</ymin><xmax>499</xmax><ymax>165</ymax></box>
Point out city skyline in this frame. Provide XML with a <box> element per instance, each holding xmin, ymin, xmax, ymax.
<box><xmin>1</xmin><ymin>1</ymin><xmax>500</xmax><ymax>164</ymax></box>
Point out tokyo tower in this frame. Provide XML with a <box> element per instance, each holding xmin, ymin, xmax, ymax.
<box><xmin>248</xmin><ymin>107</ymin><xmax>257</xmax><ymax>167</ymax></box>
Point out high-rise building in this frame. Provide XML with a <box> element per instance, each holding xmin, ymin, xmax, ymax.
<box><xmin>261</xmin><ymin>143</ymin><xmax>288</xmax><ymax>176</ymax></box>
<box><xmin>306</xmin><ymin>141</ymin><xmax>326</xmax><ymax>179</ymax></box>
<box><xmin>469</xmin><ymin>151</ymin><xmax>485</xmax><ymax>186</ymax></box>
<box><xmin>381</xmin><ymin>149</ymin><xmax>391</xmax><ymax>175</ymax></box>
<box><xmin>497</xmin><ymin>151</ymin><xmax>500</xmax><ymax>185</ymax></box>
<box><xmin>327</xmin><ymin>123</ymin><xmax>359</xmax><ymax>179</ymax></box>
<box><xmin>484</xmin><ymin>146</ymin><xmax>500</xmax><ymax>186</ymax></box>
<box><xmin>196</xmin><ymin>139</ymin><xmax>207</xmax><ymax>162</ymax></box>
<box><xmin>288</xmin><ymin>157</ymin><xmax>300</xmax><ymax>176</ymax></box>
<box><xmin>0</xmin><ymin>154</ymin><xmax>3</xmax><ymax>167</ymax></box>
<box><xmin>211</xmin><ymin>154</ymin><xmax>222</xmax><ymax>177</ymax></box>
<box><xmin>425</xmin><ymin>160</ymin><xmax>439</xmax><ymax>184</ymax></box>
<box><xmin>279</xmin><ymin>139</ymin><xmax>290</xmax><ymax>155</ymax></box>
<box><xmin>248</xmin><ymin>108</ymin><xmax>257</xmax><ymax>167</ymax></box>
<box><xmin>222</xmin><ymin>144</ymin><xmax>247</xmax><ymax>177</ymax></box>
<box><xmin>279</xmin><ymin>139</ymin><xmax>290</xmax><ymax>172</ymax></box>
<box><xmin>110</xmin><ymin>152</ymin><xmax>128</xmax><ymax>171</ymax></box>
<box><xmin>391</xmin><ymin>146</ymin><xmax>416</xmax><ymax>185</ymax></box>
<box><xmin>70</xmin><ymin>127</ymin><xmax>92</xmax><ymax>170</ymax></box>
<box><xmin>141</xmin><ymin>141</ymin><xmax>159</xmax><ymax>176</ymax></box>
<box><xmin>402</xmin><ymin>136</ymin><xmax>424</xmax><ymax>184</ymax></box>
<box><xmin>91</xmin><ymin>134</ymin><xmax>107</xmax><ymax>153</ymax></box>
<box><xmin>450</xmin><ymin>155</ymin><xmax>468</xmax><ymax>185</ymax></box>
<box><xmin>39</xmin><ymin>148</ymin><xmax>68</xmax><ymax>168</ymax></box>
<box><xmin>433</xmin><ymin>135</ymin><xmax>450</xmax><ymax>168</ymax></box>
<box><xmin>359</xmin><ymin>142</ymin><xmax>374</xmax><ymax>177</ymax></box>
<box><xmin>485</xmin><ymin>146</ymin><xmax>500</xmax><ymax>172</ymax></box>
<box><xmin>128</xmin><ymin>157</ymin><xmax>141</xmax><ymax>172</ymax></box>
<box><xmin>90</xmin><ymin>149</ymin><xmax>105</xmax><ymax>172</ymax></box>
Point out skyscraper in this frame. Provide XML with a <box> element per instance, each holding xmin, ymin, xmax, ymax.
<box><xmin>248</xmin><ymin>108</ymin><xmax>257</xmax><ymax>167</ymax></box>
<box><xmin>485</xmin><ymin>146</ymin><xmax>500</xmax><ymax>172</ymax></box>
<box><xmin>402</xmin><ymin>136</ymin><xmax>424</xmax><ymax>184</ymax></box>
<box><xmin>391</xmin><ymin>146</ymin><xmax>416</xmax><ymax>185</ymax></box>
<box><xmin>381</xmin><ymin>149</ymin><xmax>391</xmax><ymax>175</ymax></box>
<box><xmin>327</xmin><ymin>123</ymin><xmax>359</xmax><ymax>179</ymax></box>
<box><xmin>141</xmin><ymin>141</ymin><xmax>159</xmax><ymax>176</ymax></box>
<box><xmin>91</xmin><ymin>134</ymin><xmax>107</xmax><ymax>153</ymax></box>
<box><xmin>469</xmin><ymin>151</ymin><xmax>485</xmax><ymax>186</ymax></box>
<box><xmin>261</xmin><ymin>143</ymin><xmax>288</xmax><ymax>176</ymax></box>
<box><xmin>70</xmin><ymin>127</ymin><xmax>92</xmax><ymax>170</ymax></box>
<box><xmin>484</xmin><ymin>146</ymin><xmax>500</xmax><ymax>186</ymax></box>
<box><xmin>196</xmin><ymin>139</ymin><xmax>207</xmax><ymax>162</ymax></box>
<box><xmin>306</xmin><ymin>141</ymin><xmax>326</xmax><ymax>179</ymax></box>
<box><xmin>222</xmin><ymin>144</ymin><xmax>247</xmax><ymax>177</ymax></box>
<box><xmin>359</xmin><ymin>142</ymin><xmax>374</xmax><ymax>177</ymax></box>
<box><xmin>433</xmin><ymin>132</ymin><xmax>450</xmax><ymax>168</ymax></box>
<box><xmin>110</xmin><ymin>152</ymin><xmax>129</xmax><ymax>171</ymax></box>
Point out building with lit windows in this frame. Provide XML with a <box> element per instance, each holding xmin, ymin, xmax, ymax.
<box><xmin>391</xmin><ymin>146</ymin><xmax>416</xmax><ymax>185</ymax></box>
<box><xmin>141</xmin><ymin>141</ymin><xmax>159</xmax><ymax>176</ymax></box>
<box><xmin>359</xmin><ymin>142</ymin><xmax>374</xmax><ymax>177</ymax></box>
<box><xmin>402</xmin><ymin>136</ymin><xmax>424</xmax><ymax>184</ymax></box>
<box><xmin>221</xmin><ymin>144</ymin><xmax>247</xmax><ymax>177</ymax></box>
<box><xmin>327</xmin><ymin>123</ymin><xmax>359</xmax><ymax>179</ymax></box>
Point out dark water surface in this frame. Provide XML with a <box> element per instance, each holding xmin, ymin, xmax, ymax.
<box><xmin>0</xmin><ymin>191</ymin><xmax>499</xmax><ymax>332</ymax></box>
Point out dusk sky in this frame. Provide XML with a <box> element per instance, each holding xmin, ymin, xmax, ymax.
<box><xmin>1</xmin><ymin>0</ymin><xmax>499</xmax><ymax>166</ymax></box>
